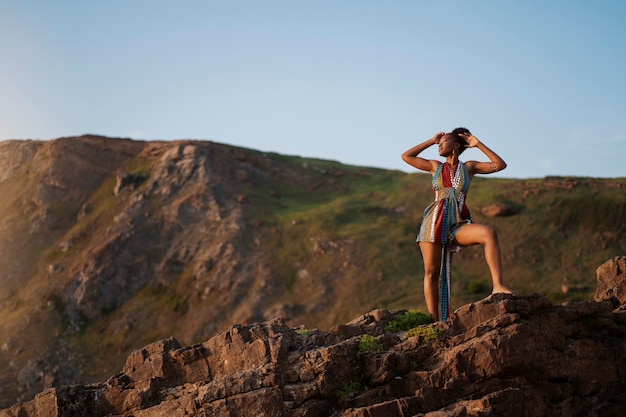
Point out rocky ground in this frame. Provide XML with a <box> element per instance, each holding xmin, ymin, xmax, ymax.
<box><xmin>2</xmin><ymin>256</ymin><xmax>625</xmax><ymax>417</ymax></box>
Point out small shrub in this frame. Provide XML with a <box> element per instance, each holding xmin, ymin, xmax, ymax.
<box><xmin>337</xmin><ymin>380</ymin><xmax>362</xmax><ymax>400</ymax></box>
<box><xmin>295</xmin><ymin>328</ymin><xmax>311</xmax><ymax>336</ymax></box>
<box><xmin>358</xmin><ymin>334</ymin><xmax>382</xmax><ymax>352</ymax></box>
<box><xmin>405</xmin><ymin>326</ymin><xmax>443</xmax><ymax>342</ymax></box>
<box><xmin>385</xmin><ymin>310</ymin><xmax>431</xmax><ymax>333</ymax></box>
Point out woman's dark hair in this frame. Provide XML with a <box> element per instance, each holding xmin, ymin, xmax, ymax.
<box><xmin>449</xmin><ymin>127</ymin><xmax>471</xmax><ymax>155</ymax></box>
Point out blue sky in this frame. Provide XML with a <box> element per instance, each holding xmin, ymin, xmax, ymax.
<box><xmin>1</xmin><ymin>0</ymin><xmax>624</xmax><ymax>178</ymax></box>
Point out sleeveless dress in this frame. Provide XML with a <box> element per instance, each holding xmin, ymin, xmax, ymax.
<box><xmin>417</xmin><ymin>161</ymin><xmax>472</xmax><ymax>320</ymax></box>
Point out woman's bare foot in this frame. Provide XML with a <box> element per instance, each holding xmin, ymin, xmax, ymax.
<box><xmin>492</xmin><ymin>285</ymin><xmax>517</xmax><ymax>295</ymax></box>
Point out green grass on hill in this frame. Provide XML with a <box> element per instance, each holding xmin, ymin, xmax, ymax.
<box><xmin>242</xmin><ymin>154</ymin><xmax>626</xmax><ymax>324</ymax></box>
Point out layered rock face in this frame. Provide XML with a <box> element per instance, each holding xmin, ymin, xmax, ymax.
<box><xmin>2</xmin><ymin>257</ymin><xmax>625</xmax><ymax>417</ymax></box>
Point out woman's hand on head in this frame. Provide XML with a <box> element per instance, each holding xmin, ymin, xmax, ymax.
<box><xmin>459</xmin><ymin>132</ymin><xmax>479</xmax><ymax>148</ymax></box>
<box><xmin>430</xmin><ymin>131</ymin><xmax>445</xmax><ymax>144</ymax></box>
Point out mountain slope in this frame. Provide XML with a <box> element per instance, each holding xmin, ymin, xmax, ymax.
<box><xmin>0</xmin><ymin>135</ymin><xmax>624</xmax><ymax>407</ymax></box>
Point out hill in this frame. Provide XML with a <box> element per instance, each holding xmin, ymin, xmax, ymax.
<box><xmin>0</xmin><ymin>135</ymin><xmax>625</xmax><ymax>407</ymax></box>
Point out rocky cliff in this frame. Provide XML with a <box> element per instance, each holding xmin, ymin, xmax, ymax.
<box><xmin>1</xmin><ymin>135</ymin><xmax>362</xmax><ymax>406</ymax></box>
<box><xmin>2</xmin><ymin>257</ymin><xmax>625</xmax><ymax>417</ymax></box>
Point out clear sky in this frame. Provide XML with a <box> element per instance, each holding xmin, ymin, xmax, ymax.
<box><xmin>1</xmin><ymin>0</ymin><xmax>625</xmax><ymax>178</ymax></box>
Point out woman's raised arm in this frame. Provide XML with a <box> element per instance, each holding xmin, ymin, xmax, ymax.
<box><xmin>401</xmin><ymin>132</ymin><xmax>445</xmax><ymax>173</ymax></box>
<box><xmin>459</xmin><ymin>133</ymin><xmax>507</xmax><ymax>175</ymax></box>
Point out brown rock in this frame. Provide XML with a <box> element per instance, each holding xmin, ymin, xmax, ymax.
<box><xmin>594</xmin><ymin>256</ymin><xmax>626</xmax><ymax>306</ymax></box>
<box><xmin>3</xmin><ymin>283</ymin><xmax>626</xmax><ymax>417</ymax></box>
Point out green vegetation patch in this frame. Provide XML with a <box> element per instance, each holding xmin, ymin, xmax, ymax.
<box><xmin>550</xmin><ymin>195</ymin><xmax>626</xmax><ymax>232</ymax></box>
<box><xmin>295</xmin><ymin>328</ymin><xmax>311</xmax><ymax>336</ymax></box>
<box><xmin>405</xmin><ymin>326</ymin><xmax>443</xmax><ymax>342</ymax></box>
<box><xmin>337</xmin><ymin>380</ymin><xmax>363</xmax><ymax>400</ymax></box>
<box><xmin>385</xmin><ymin>310</ymin><xmax>431</xmax><ymax>333</ymax></box>
<box><xmin>358</xmin><ymin>334</ymin><xmax>382</xmax><ymax>352</ymax></box>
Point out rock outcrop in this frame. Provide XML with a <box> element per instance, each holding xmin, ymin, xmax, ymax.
<box><xmin>2</xmin><ymin>257</ymin><xmax>625</xmax><ymax>417</ymax></box>
<box><xmin>595</xmin><ymin>256</ymin><xmax>626</xmax><ymax>308</ymax></box>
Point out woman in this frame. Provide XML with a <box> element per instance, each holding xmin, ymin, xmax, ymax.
<box><xmin>401</xmin><ymin>128</ymin><xmax>514</xmax><ymax>322</ymax></box>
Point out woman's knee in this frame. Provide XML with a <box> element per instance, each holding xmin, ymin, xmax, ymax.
<box><xmin>423</xmin><ymin>267</ymin><xmax>440</xmax><ymax>283</ymax></box>
<box><xmin>483</xmin><ymin>226</ymin><xmax>499</xmax><ymax>244</ymax></box>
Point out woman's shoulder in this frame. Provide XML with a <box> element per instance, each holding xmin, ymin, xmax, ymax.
<box><xmin>461</xmin><ymin>160</ymin><xmax>478</xmax><ymax>171</ymax></box>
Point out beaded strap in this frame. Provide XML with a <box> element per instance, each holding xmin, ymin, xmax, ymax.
<box><xmin>440</xmin><ymin>198</ymin><xmax>451</xmax><ymax>321</ymax></box>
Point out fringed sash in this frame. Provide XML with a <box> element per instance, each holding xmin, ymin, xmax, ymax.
<box><xmin>439</xmin><ymin>194</ymin><xmax>453</xmax><ymax>321</ymax></box>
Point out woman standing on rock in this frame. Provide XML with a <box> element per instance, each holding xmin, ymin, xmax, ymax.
<box><xmin>401</xmin><ymin>128</ymin><xmax>514</xmax><ymax>322</ymax></box>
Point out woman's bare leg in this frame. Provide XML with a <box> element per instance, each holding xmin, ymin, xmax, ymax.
<box><xmin>419</xmin><ymin>242</ymin><xmax>443</xmax><ymax>321</ymax></box>
<box><xmin>453</xmin><ymin>224</ymin><xmax>514</xmax><ymax>294</ymax></box>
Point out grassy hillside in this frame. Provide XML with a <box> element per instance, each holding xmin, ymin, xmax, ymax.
<box><xmin>237</xmin><ymin>154</ymin><xmax>626</xmax><ymax>327</ymax></box>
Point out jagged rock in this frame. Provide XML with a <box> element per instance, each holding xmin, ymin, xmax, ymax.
<box><xmin>595</xmin><ymin>256</ymin><xmax>626</xmax><ymax>307</ymax></box>
<box><xmin>3</xmin><ymin>276</ymin><xmax>626</xmax><ymax>417</ymax></box>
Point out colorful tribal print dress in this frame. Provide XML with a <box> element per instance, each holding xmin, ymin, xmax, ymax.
<box><xmin>417</xmin><ymin>161</ymin><xmax>472</xmax><ymax>320</ymax></box>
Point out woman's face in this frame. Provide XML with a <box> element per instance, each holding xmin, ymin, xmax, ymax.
<box><xmin>438</xmin><ymin>134</ymin><xmax>458</xmax><ymax>156</ymax></box>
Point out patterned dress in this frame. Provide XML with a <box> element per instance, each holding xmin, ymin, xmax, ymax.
<box><xmin>417</xmin><ymin>161</ymin><xmax>472</xmax><ymax>320</ymax></box>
